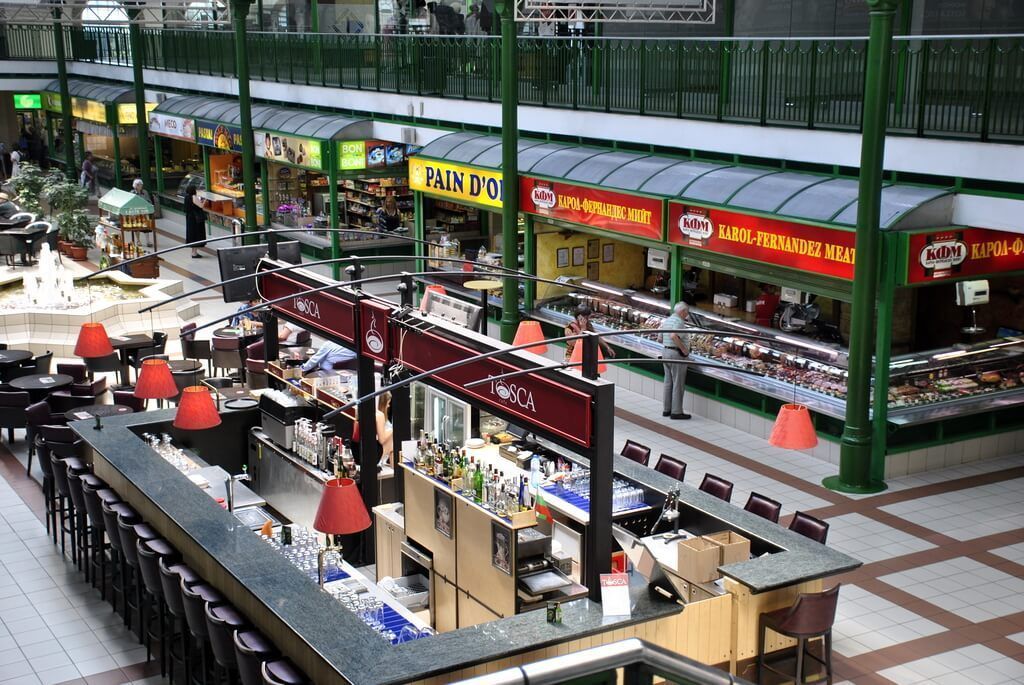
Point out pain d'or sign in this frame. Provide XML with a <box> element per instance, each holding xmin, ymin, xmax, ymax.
<box><xmin>409</xmin><ymin>157</ymin><xmax>503</xmax><ymax>209</ymax></box>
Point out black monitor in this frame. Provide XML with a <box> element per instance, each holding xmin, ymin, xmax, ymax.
<box><xmin>217</xmin><ymin>241</ymin><xmax>302</xmax><ymax>303</ymax></box>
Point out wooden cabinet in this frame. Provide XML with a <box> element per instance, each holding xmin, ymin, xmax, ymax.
<box><xmin>454</xmin><ymin>498</ymin><xmax>516</xmax><ymax>619</ymax></box>
<box><xmin>403</xmin><ymin>467</ymin><xmax>456</xmax><ymax>580</ymax></box>
<box><xmin>458</xmin><ymin>589</ymin><xmax>500</xmax><ymax>628</ymax></box>
<box><xmin>373</xmin><ymin>505</ymin><xmax>405</xmax><ymax>583</ymax></box>
<box><xmin>434</xmin><ymin>574</ymin><xmax>458</xmax><ymax>634</ymax></box>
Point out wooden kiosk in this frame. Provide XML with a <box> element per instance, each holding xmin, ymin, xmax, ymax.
<box><xmin>98</xmin><ymin>188</ymin><xmax>159</xmax><ymax>278</ymax></box>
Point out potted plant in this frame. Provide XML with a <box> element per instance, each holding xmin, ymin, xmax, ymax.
<box><xmin>44</xmin><ymin>180</ymin><xmax>88</xmax><ymax>255</ymax></box>
<box><xmin>9</xmin><ymin>162</ymin><xmax>53</xmax><ymax>216</ymax></box>
<box><xmin>58</xmin><ymin>210</ymin><xmax>95</xmax><ymax>260</ymax></box>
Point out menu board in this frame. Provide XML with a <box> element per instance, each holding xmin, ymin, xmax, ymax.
<box><xmin>905</xmin><ymin>228</ymin><xmax>1024</xmax><ymax>283</ymax></box>
<box><xmin>116</xmin><ymin>102</ymin><xmax>158</xmax><ymax>126</ymax></box>
<box><xmin>338</xmin><ymin>140</ymin><xmax>407</xmax><ymax>171</ymax></box>
<box><xmin>255</xmin><ymin>131</ymin><xmax>323</xmax><ymax>170</ymax></box>
<box><xmin>197</xmin><ymin>121</ymin><xmax>243</xmax><ymax>152</ymax></box>
<box><xmin>148</xmin><ymin>112</ymin><xmax>196</xmax><ymax>142</ymax></box>
<box><xmin>43</xmin><ymin>92</ymin><xmax>107</xmax><ymax>123</ymax></box>
<box><xmin>520</xmin><ymin>176</ymin><xmax>663</xmax><ymax>240</ymax></box>
<box><xmin>668</xmin><ymin>202</ymin><xmax>857</xmax><ymax>280</ymax></box>
<box><xmin>13</xmin><ymin>93</ymin><xmax>41</xmax><ymax>110</ymax></box>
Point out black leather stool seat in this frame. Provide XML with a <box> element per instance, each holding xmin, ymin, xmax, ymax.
<box><xmin>97</xmin><ymin>488</ymin><xmax>121</xmax><ymax>505</ymax></box>
<box><xmin>143</xmin><ymin>538</ymin><xmax>177</xmax><ymax>557</ymax></box>
<box><xmin>206</xmin><ymin>603</ymin><xmax>247</xmax><ymax>669</ymax></box>
<box><xmin>138</xmin><ymin>538</ymin><xmax>177</xmax><ymax>597</ymax></box>
<box><xmin>262</xmin><ymin>659</ymin><xmax>308</xmax><ymax>685</ymax></box>
<box><xmin>182</xmin><ymin>582</ymin><xmax>225</xmax><ymax>639</ymax></box>
<box><xmin>80</xmin><ymin>473</ymin><xmax>107</xmax><ymax>489</ymax></box>
<box><xmin>234</xmin><ymin>629</ymin><xmax>276</xmax><ymax>685</ymax></box>
<box><xmin>120</xmin><ymin>521</ymin><xmax>159</xmax><ymax>568</ymax></box>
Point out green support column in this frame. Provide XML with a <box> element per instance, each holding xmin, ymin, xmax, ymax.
<box><xmin>310</xmin><ymin>0</ymin><xmax>319</xmax><ymax>32</ymax></box>
<box><xmin>870</xmin><ymin>233</ymin><xmax>898</xmax><ymax>483</ymax></box>
<box><xmin>202</xmin><ymin>146</ymin><xmax>212</xmax><ymax>236</ymax></box>
<box><xmin>260</xmin><ymin>160</ymin><xmax>271</xmax><ymax>226</ymax></box>
<box><xmin>153</xmin><ymin>137</ymin><xmax>164</xmax><ymax>193</ymax></box>
<box><xmin>523</xmin><ymin>216</ymin><xmax>535</xmax><ymax>310</ymax></box>
<box><xmin>45</xmin><ymin>114</ymin><xmax>55</xmax><ymax>160</ymax></box>
<box><xmin>52</xmin><ymin>14</ymin><xmax>75</xmax><ymax>178</ymax></box>
<box><xmin>127</xmin><ymin>11</ymin><xmax>152</xmax><ymax>192</ymax></box>
<box><xmin>670</xmin><ymin>245</ymin><xmax>683</xmax><ymax>305</ymax></box>
<box><xmin>413</xmin><ymin>190</ymin><xmax>425</xmax><ymax>277</ymax></box>
<box><xmin>231</xmin><ymin>0</ymin><xmax>259</xmax><ymax>244</ymax></box>
<box><xmin>327</xmin><ymin>150</ymin><xmax>341</xmax><ymax>280</ymax></box>
<box><xmin>496</xmin><ymin>0</ymin><xmax>519</xmax><ymax>343</ymax></box>
<box><xmin>824</xmin><ymin>0</ymin><xmax>898</xmax><ymax>494</ymax></box>
<box><xmin>257</xmin><ymin>0</ymin><xmax>264</xmax><ymax>30</ymax></box>
<box><xmin>110</xmin><ymin>113</ymin><xmax>123</xmax><ymax>190</ymax></box>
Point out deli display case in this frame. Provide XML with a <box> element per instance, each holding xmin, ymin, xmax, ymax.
<box><xmin>530</xmin><ymin>283</ymin><xmax>1024</xmax><ymax>426</ymax></box>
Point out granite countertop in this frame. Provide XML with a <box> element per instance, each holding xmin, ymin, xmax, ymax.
<box><xmin>72</xmin><ymin>410</ymin><xmax>682</xmax><ymax>685</ymax></box>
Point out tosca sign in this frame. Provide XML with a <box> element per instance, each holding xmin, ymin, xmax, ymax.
<box><xmin>905</xmin><ymin>228</ymin><xmax>1024</xmax><ymax>284</ymax></box>
<box><xmin>258</xmin><ymin>271</ymin><xmax>356</xmax><ymax>344</ymax></box>
<box><xmin>409</xmin><ymin>157</ymin><xmax>504</xmax><ymax>208</ymax></box>
<box><xmin>148</xmin><ymin>112</ymin><xmax>195</xmax><ymax>142</ymax></box>
<box><xmin>668</xmin><ymin>202</ymin><xmax>857</xmax><ymax>280</ymax></box>
<box><xmin>520</xmin><ymin>177</ymin><xmax>663</xmax><ymax>240</ymax></box>
<box><xmin>197</xmin><ymin>121</ymin><xmax>243</xmax><ymax>151</ymax></box>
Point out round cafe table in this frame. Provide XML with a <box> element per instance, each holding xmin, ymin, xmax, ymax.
<box><xmin>0</xmin><ymin>349</ymin><xmax>33</xmax><ymax>368</ymax></box>
<box><xmin>463</xmin><ymin>279</ymin><xmax>503</xmax><ymax>335</ymax></box>
<box><xmin>64</xmin><ymin>404</ymin><xmax>133</xmax><ymax>422</ymax></box>
<box><xmin>108</xmin><ymin>333</ymin><xmax>154</xmax><ymax>387</ymax></box>
<box><xmin>9</xmin><ymin>373</ymin><xmax>73</xmax><ymax>401</ymax></box>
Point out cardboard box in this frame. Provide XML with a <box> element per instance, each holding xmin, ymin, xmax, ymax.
<box><xmin>703</xmin><ymin>531</ymin><xmax>751</xmax><ymax>566</ymax></box>
<box><xmin>676</xmin><ymin>537</ymin><xmax>720</xmax><ymax>583</ymax></box>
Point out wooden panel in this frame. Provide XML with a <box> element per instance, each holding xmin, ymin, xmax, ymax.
<box><xmin>435</xmin><ymin>575</ymin><xmax>458</xmax><ymax>633</ymax></box>
<box><xmin>457</xmin><ymin>590</ymin><xmax>500</xmax><ymax>628</ymax></box>
<box><xmin>404</xmin><ymin>467</ymin><xmax>457</xmax><ymax>580</ymax></box>
<box><xmin>726</xmin><ymin>578</ymin><xmax>823</xmax><ymax>660</ymax></box>
<box><xmin>373</xmin><ymin>512</ymin><xmax>394</xmax><ymax>582</ymax></box>
<box><xmin>455</xmin><ymin>498</ymin><xmax>516</xmax><ymax>618</ymax></box>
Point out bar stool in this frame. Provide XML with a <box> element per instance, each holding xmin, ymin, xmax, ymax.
<box><xmin>76</xmin><ymin>473</ymin><xmax>107</xmax><ymax>584</ymax></box>
<box><xmin>234</xmin><ymin>629</ymin><xmax>277</xmax><ymax>685</ymax></box>
<box><xmin>65</xmin><ymin>462</ymin><xmax>94</xmax><ymax>576</ymax></box>
<box><xmin>35</xmin><ymin>437</ymin><xmax>58</xmax><ymax>541</ymax></box>
<box><xmin>83</xmin><ymin>485</ymin><xmax>120</xmax><ymax>601</ymax></box>
<box><xmin>118</xmin><ymin>518</ymin><xmax>160</xmax><ymax>640</ymax></box>
<box><xmin>261</xmin><ymin>659</ymin><xmax>309</xmax><ymax>685</ymax></box>
<box><xmin>206</xmin><ymin>603</ymin><xmax>249</xmax><ymax>684</ymax></box>
<box><xmin>182</xmin><ymin>581</ymin><xmax>226</xmax><ymax>685</ymax></box>
<box><xmin>101</xmin><ymin>501</ymin><xmax>139</xmax><ymax>624</ymax></box>
<box><xmin>159</xmin><ymin>559</ymin><xmax>201</xmax><ymax>685</ymax></box>
<box><xmin>758</xmin><ymin>585</ymin><xmax>840</xmax><ymax>685</ymax></box>
<box><xmin>51</xmin><ymin>455</ymin><xmax>86</xmax><ymax>561</ymax></box>
<box><xmin>138</xmin><ymin>537</ymin><xmax>180</xmax><ymax>677</ymax></box>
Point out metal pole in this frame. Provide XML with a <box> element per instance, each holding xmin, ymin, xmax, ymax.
<box><xmin>260</xmin><ymin>160</ymin><xmax>271</xmax><ymax>226</ymax></box>
<box><xmin>497</xmin><ymin>0</ymin><xmax>519</xmax><ymax>343</ymax></box>
<box><xmin>413</xmin><ymin>190</ymin><xmax>425</xmax><ymax>278</ymax></box>
<box><xmin>328</xmin><ymin>148</ymin><xmax>341</xmax><ymax>280</ymax></box>
<box><xmin>127</xmin><ymin>12</ymin><xmax>152</xmax><ymax>193</ymax></box>
<box><xmin>52</xmin><ymin>14</ymin><xmax>75</xmax><ymax>179</ymax></box>
<box><xmin>587</xmin><ymin>380</ymin><xmax>614</xmax><ymax>601</ymax></box>
<box><xmin>110</xmin><ymin>114</ymin><xmax>122</xmax><ymax>190</ymax></box>
<box><xmin>153</xmin><ymin>136</ymin><xmax>164</xmax><ymax>193</ymax></box>
<box><xmin>523</xmin><ymin>215</ymin><xmax>536</xmax><ymax>310</ymax></box>
<box><xmin>231</xmin><ymin>0</ymin><xmax>259</xmax><ymax>244</ymax></box>
<box><xmin>825</xmin><ymin>0</ymin><xmax>897</xmax><ymax>494</ymax></box>
<box><xmin>869</xmin><ymin>233</ymin><xmax>897</xmax><ymax>483</ymax></box>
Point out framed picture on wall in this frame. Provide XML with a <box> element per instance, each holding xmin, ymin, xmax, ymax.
<box><xmin>556</xmin><ymin>247</ymin><xmax>569</xmax><ymax>268</ymax></box>
<box><xmin>587</xmin><ymin>261</ymin><xmax>600</xmax><ymax>281</ymax></box>
<box><xmin>572</xmin><ymin>246</ymin><xmax>585</xmax><ymax>266</ymax></box>
<box><xmin>434</xmin><ymin>489</ymin><xmax>453</xmax><ymax>539</ymax></box>
<box><xmin>492</xmin><ymin>521</ymin><xmax>512</xmax><ymax>575</ymax></box>
<box><xmin>587</xmin><ymin>239</ymin><xmax>600</xmax><ymax>260</ymax></box>
<box><xmin>603</xmin><ymin>243</ymin><xmax>615</xmax><ymax>263</ymax></box>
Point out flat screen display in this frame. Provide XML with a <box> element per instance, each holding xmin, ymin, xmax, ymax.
<box><xmin>217</xmin><ymin>241</ymin><xmax>301</xmax><ymax>302</ymax></box>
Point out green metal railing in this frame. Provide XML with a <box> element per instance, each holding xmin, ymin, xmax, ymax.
<box><xmin>3</xmin><ymin>23</ymin><xmax>1022</xmax><ymax>141</ymax></box>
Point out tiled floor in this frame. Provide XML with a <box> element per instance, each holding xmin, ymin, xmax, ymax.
<box><xmin>0</xmin><ymin>212</ymin><xmax>1022</xmax><ymax>685</ymax></box>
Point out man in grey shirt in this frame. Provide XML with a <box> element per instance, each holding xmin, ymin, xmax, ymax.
<box><xmin>660</xmin><ymin>302</ymin><xmax>691</xmax><ymax>420</ymax></box>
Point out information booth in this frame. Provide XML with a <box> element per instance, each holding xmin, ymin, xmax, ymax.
<box><xmin>42</xmin><ymin>79</ymin><xmax>155</xmax><ymax>189</ymax></box>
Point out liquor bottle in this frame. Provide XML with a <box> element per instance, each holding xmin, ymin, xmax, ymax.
<box><xmin>433</xmin><ymin>445</ymin><xmax>443</xmax><ymax>478</ymax></box>
<box><xmin>473</xmin><ymin>463</ymin><xmax>483</xmax><ymax>503</ymax></box>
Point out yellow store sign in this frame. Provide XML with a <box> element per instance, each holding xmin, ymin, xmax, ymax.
<box><xmin>117</xmin><ymin>102</ymin><xmax>157</xmax><ymax>125</ymax></box>
<box><xmin>409</xmin><ymin>157</ymin><xmax>503</xmax><ymax>209</ymax></box>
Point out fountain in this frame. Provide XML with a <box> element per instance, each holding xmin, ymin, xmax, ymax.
<box><xmin>19</xmin><ymin>245</ymin><xmax>77</xmax><ymax>309</ymax></box>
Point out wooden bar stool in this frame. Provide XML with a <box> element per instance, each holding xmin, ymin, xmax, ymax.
<box><xmin>758</xmin><ymin>585</ymin><xmax>840</xmax><ymax>685</ymax></box>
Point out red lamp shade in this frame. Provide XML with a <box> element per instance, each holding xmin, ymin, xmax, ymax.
<box><xmin>173</xmin><ymin>386</ymin><xmax>222</xmax><ymax>431</ymax></box>
<box><xmin>134</xmin><ymin>359</ymin><xmax>178</xmax><ymax>399</ymax></box>
<box><xmin>512</xmin><ymin>320</ymin><xmax>548</xmax><ymax>355</ymax></box>
<box><xmin>314</xmin><ymin>477</ymin><xmax>371</xmax><ymax>536</ymax></box>
<box><xmin>74</xmin><ymin>322</ymin><xmax>114</xmax><ymax>358</ymax></box>
<box><xmin>569</xmin><ymin>339</ymin><xmax>607</xmax><ymax>374</ymax></box>
<box><xmin>420</xmin><ymin>285</ymin><xmax>447</xmax><ymax>313</ymax></box>
<box><xmin>769</xmin><ymin>404</ymin><xmax>819</xmax><ymax>450</ymax></box>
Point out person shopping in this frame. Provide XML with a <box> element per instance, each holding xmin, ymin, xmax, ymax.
<box><xmin>660</xmin><ymin>302</ymin><xmax>691</xmax><ymax>420</ymax></box>
<box><xmin>375</xmin><ymin>195</ymin><xmax>402</xmax><ymax>232</ymax></box>
<box><xmin>563</xmin><ymin>305</ymin><xmax>615</xmax><ymax>362</ymax></box>
<box><xmin>184</xmin><ymin>185</ymin><xmax>206</xmax><ymax>258</ymax></box>
<box><xmin>131</xmin><ymin>179</ymin><xmax>155</xmax><ymax>245</ymax></box>
<box><xmin>376</xmin><ymin>391</ymin><xmax>394</xmax><ymax>468</ymax></box>
<box><xmin>301</xmin><ymin>340</ymin><xmax>357</xmax><ymax>374</ymax></box>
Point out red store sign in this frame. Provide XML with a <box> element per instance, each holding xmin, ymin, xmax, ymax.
<box><xmin>668</xmin><ymin>203</ymin><xmax>857</xmax><ymax>280</ymax></box>
<box><xmin>520</xmin><ymin>177</ymin><xmax>663</xmax><ymax>241</ymax></box>
<box><xmin>906</xmin><ymin>228</ymin><xmax>1024</xmax><ymax>283</ymax></box>
<box><xmin>257</xmin><ymin>271</ymin><xmax>356</xmax><ymax>344</ymax></box>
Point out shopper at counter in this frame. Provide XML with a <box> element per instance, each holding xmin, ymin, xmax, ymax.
<box><xmin>661</xmin><ymin>302</ymin><xmax>691</xmax><ymax>420</ymax></box>
<box><xmin>564</xmin><ymin>306</ymin><xmax>615</xmax><ymax>361</ymax></box>
<box><xmin>376</xmin><ymin>391</ymin><xmax>394</xmax><ymax>467</ymax></box>
<box><xmin>375</xmin><ymin>196</ymin><xmax>403</xmax><ymax>232</ymax></box>
<box><xmin>301</xmin><ymin>340</ymin><xmax>357</xmax><ymax>373</ymax></box>
<box><xmin>755</xmin><ymin>283</ymin><xmax>781</xmax><ymax>328</ymax></box>
<box><xmin>185</xmin><ymin>185</ymin><xmax>206</xmax><ymax>258</ymax></box>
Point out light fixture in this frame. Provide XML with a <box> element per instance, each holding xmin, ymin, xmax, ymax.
<box><xmin>134</xmin><ymin>359</ymin><xmax>177</xmax><ymax>400</ymax></box>
<box><xmin>420</xmin><ymin>285</ymin><xmax>447</xmax><ymax>313</ymax></box>
<box><xmin>74</xmin><ymin>322</ymin><xmax>114</xmax><ymax>358</ymax></box>
<box><xmin>173</xmin><ymin>386</ymin><xmax>222</xmax><ymax>430</ymax></box>
<box><xmin>769</xmin><ymin>404</ymin><xmax>818</xmax><ymax>450</ymax></box>
<box><xmin>569</xmin><ymin>339</ymin><xmax>607</xmax><ymax>374</ymax></box>
<box><xmin>313</xmin><ymin>477</ymin><xmax>371</xmax><ymax>587</ymax></box>
<box><xmin>512</xmin><ymin>320</ymin><xmax>548</xmax><ymax>355</ymax></box>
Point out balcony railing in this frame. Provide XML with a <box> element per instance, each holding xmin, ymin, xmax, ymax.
<box><xmin>3</xmin><ymin>23</ymin><xmax>1022</xmax><ymax>141</ymax></box>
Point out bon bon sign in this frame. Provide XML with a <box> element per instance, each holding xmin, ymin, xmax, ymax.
<box><xmin>905</xmin><ymin>228</ymin><xmax>1024</xmax><ymax>283</ymax></box>
<box><xmin>520</xmin><ymin>177</ymin><xmax>662</xmax><ymax>240</ymax></box>
<box><xmin>409</xmin><ymin>157</ymin><xmax>503</xmax><ymax>208</ymax></box>
<box><xmin>668</xmin><ymin>202</ymin><xmax>857</xmax><ymax>280</ymax></box>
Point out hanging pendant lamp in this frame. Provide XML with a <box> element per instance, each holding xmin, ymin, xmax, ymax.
<box><xmin>74</xmin><ymin>322</ymin><xmax>114</xmax><ymax>358</ymax></box>
<box><xmin>134</xmin><ymin>359</ymin><xmax>178</xmax><ymax>400</ymax></box>
<box><xmin>174</xmin><ymin>386</ymin><xmax>222</xmax><ymax>430</ymax></box>
<box><xmin>512</xmin><ymin>320</ymin><xmax>548</xmax><ymax>355</ymax></box>
<box><xmin>569</xmin><ymin>339</ymin><xmax>607</xmax><ymax>374</ymax></box>
<box><xmin>769</xmin><ymin>404</ymin><xmax>818</xmax><ymax>450</ymax></box>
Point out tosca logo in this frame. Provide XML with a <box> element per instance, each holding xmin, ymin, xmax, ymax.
<box><xmin>677</xmin><ymin>208</ymin><xmax>714</xmax><ymax>244</ymax></box>
<box><xmin>365</xmin><ymin>316</ymin><xmax>384</xmax><ymax>355</ymax></box>
<box><xmin>293</xmin><ymin>297</ymin><xmax>321</xmax><ymax>319</ymax></box>
<box><xmin>490</xmin><ymin>379</ymin><xmax>537</xmax><ymax>413</ymax></box>
<box><xmin>919</xmin><ymin>238</ymin><xmax>968</xmax><ymax>271</ymax></box>
<box><xmin>530</xmin><ymin>184</ymin><xmax>557</xmax><ymax>210</ymax></box>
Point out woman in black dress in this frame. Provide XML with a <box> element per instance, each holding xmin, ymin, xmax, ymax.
<box><xmin>184</xmin><ymin>185</ymin><xmax>206</xmax><ymax>258</ymax></box>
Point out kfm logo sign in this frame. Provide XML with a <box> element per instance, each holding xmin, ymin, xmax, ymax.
<box><xmin>293</xmin><ymin>297</ymin><xmax>321</xmax><ymax>319</ymax></box>
<box><xmin>676</xmin><ymin>206</ymin><xmax>714</xmax><ymax>245</ymax></box>
<box><xmin>529</xmin><ymin>182</ymin><xmax>557</xmax><ymax>210</ymax></box>
<box><xmin>919</xmin><ymin>236</ymin><xmax>968</xmax><ymax>276</ymax></box>
<box><xmin>489</xmin><ymin>378</ymin><xmax>536</xmax><ymax>414</ymax></box>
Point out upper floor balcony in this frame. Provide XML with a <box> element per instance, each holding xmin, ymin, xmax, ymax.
<box><xmin>2</xmin><ymin>24</ymin><xmax>1022</xmax><ymax>143</ymax></box>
